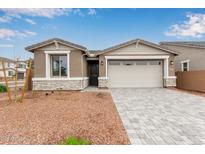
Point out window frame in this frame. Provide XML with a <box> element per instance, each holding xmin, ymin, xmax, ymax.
<box><xmin>8</xmin><ymin>70</ymin><xmax>14</xmax><ymax>77</ymax></box>
<box><xmin>50</xmin><ymin>54</ymin><xmax>68</xmax><ymax>78</ymax></box>
<box><xmin>45</xmin><ymin>51</ymin><xmax>70</xmax><ymax>79</ymax></box>
<box><xmin>7</xmin><ymin>62</ymin><xmax>11</xmax><ymax>68</ymax></box>
<box><xmin>181</xmin><ymin>60</ymin><xmax>190</xmax><ymax>72</ymax></box>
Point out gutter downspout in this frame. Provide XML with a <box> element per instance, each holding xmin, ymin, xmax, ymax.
<box><xmin>81</xmin><ymin>53</ymin><xmax>87</xmax><ymax>89</ymax></box>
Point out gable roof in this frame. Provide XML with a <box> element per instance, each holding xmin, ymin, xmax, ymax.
<box><xmin>0</xmin><ymin>57</ymin><xmax>14</xmax><ymax>63</ymax></box>
<box><xmin>25</xmin><ymin>38</ymin><xmax>179</xmax><ymax>56</ymax></box>
<box><xmin>160</xmin><ymin>41</ymin><xmax>205</xmax><ymax>49</ymax></box>
<box><xmin>25</xmin><ymin>38</ymin><xmax>87</xmax><ymax>52</ymax></box>
<box><xmin>95</xmin><ymin>39</ymin><xmax>179</xmax><ymax>56</ymax></box>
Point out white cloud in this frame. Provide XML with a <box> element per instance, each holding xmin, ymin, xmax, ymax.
<box><xmin>0</xmin><ymin>28</ymin><xmax>36</xmax><ymax>40</ymax></box>
<box><xmin>165</xmin><ymin>13</ymin><xmax>205</xmax><ymax>38</ymax></box>
<box><xmin>0</xmin><ymin>8</ymin><xmax>70</xmax><ymax>18</ymax></box>
<box><xmin>23</xmin><ymin>30</ymin><xmax>36</xmax><ymax>36</ymax></box>
<box><xmin>0</xmin><ymin>8</ymin><xmax>97</xmax><ymax>25</ymax></box>
<box><xmin>88</xmin><ymin>9</ymin><xmax>96</xmax><ymax>15</ymax></box>
<box><xmin>0</xmin><ymin>29</ymin><xmax>16</xmax><ymax>39</ymax></box>
<box><xmin>25</xmin><ymin>18</ymin><xmax>36</xmax><ymax>25</ymax></box>
<box><xmin>73</xmin><ymin>8</ymin><xmax>84</xmax><ymax>16</ymax></box>
<box><xmin>0</xmin><ymin>15</ymin><xmax>12</xmax><ymax>23</ymax></box>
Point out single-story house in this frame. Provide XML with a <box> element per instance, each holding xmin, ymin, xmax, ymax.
<box><xmin>25</xmin><ymin>38</ymin><xmax>179</xmax><ymax>90</ymax></box>
<box><xmin>160</xmin><ymin>41</ymin><xmax>205</xmax><ymax>72</ymax></box>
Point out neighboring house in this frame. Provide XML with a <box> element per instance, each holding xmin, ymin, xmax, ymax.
<box><xmin>160</xmin><ymin>42</ymin><xmax>205</xmax><ymax>72</ymax></box>
<box><xmin>17</xmin><ymin>61</ymin><xmax>27</xmax><ymax>80</ymax></box>
<box><xmin>0</xmin><ymin>57</ymin><xmax>27</xmax><ymax>80</ymax></box>
<box><xmin>0</xmin><ymin>57</ymin><xmax>15</xmax><ymax>79</ymax></box>
<box><xmin>25</xmin><ymin>38</ymin><xmax>179</xmax><ymax>90</ymax></box>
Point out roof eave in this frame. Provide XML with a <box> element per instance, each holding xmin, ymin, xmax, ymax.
<box><xmin>96</xmin><ymin>39</ymin><xmax>179</xmax><ymax>56</ymax></box>
<box><xmin>25</xmin><ymin>38</ymin><xmax>87</xmax><ymax>53</ymax></box>
<box><xmin>160</xmin><ymin>42</ymin><xmax>205</xmax><ymax>49</ymax></box>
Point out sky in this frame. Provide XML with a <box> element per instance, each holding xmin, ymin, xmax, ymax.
<box><xmin>1</xmin><ymin>8</ymin><xmax>205</xmax><ymax>60</ymax></box>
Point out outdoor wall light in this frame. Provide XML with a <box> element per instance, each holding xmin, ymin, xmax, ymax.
<box><xmin>170</xmin><ymin>60</ymin><xmax>174</xmax><ymax>65</ymax></box>
<box><xmin>100</xmin><ymin>60</ymin><xmax>104</xmax><ymax>66</ymax></box>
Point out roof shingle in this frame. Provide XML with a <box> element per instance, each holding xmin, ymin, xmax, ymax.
<box><xmin>160</xmin><ymin>41</ymin><xmax>205</xmax><ymax>48</ymax></box>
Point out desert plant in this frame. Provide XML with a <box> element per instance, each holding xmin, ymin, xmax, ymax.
<box><xmin>0</xmin><ymin>84</ymin><xmax>7</xmax><ymax>93</ymax></box>
<box><xmin>96</xmin><ymin>92</ymin><xmax>104</xmax><ymax>98</ymax></box>
<box><xmin>60</xmin><ymin>136</ymin><xmax>91</xmax><ymax>145</ymax></box>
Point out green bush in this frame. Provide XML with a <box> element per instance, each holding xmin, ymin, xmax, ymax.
<box><xmin>60</xmin><ymin>136</ymin><xmax>91</xmax><ymax>145</ymax></box>
<box><xmin>0</xmin><ymin>84</ymin><xmax>7</xmax><ymax>93</ymax></box>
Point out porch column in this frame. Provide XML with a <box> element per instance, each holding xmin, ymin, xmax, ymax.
<box><xmin>45</xmin><ymin>53</ymin><xmax>50</xmax><ymax>79</ymax></box>
<box><xmin>164</xmin><ymin>57</ymin><xmax>169</xmax><ymax>78</ymax></box>
<box><xmin>67</xmin><ymin>52</ymin><xmax>70</xmax><ymax>78</ymax></box>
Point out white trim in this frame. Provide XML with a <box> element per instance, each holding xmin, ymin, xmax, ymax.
<box><xmin>180</xmin><ymin>60</ymin><xmax>190</xmax><ymax>63</ymax></box>
<box><xmin>181</xmin><ymin>60</ymin><xmax>190</xmax><ymax>71</ymax></box>
<box><xmin>45</xmin><ymin>53</ymin><xmax>50</xmax><ymax>78</ymax></box>
<box><xmin>163</xmin><ymin>76</ymin><xmax>177</xmax><ymax>79</ymax></box>
<box><xmin>105</xmin><ymin>58</ymin><xmax>108</xmax><ymax>77</ymax></box>
<box><xmin>105</xmin><ymin>55</ymin><xmax>169</xmax><ymax>59</ymax></box>
<box><xmin>164</xmin><ymin>57</ymin><xmax>169</xmax><ymax>78</ymax></box>
<box><xmin>44</xmin><ymin>50</ymin><xmax>70</xmax><ymax>78</ymax></box>
<box><xmin>67</xmin><ymin>52</ymin><xmax>70</xmax><ymax>78</ymax></box>
<box><xmin>104</xmin><ymin>55</ymin><xmax>170</xmax><ymax>78</ymax></box>
<box><xmin>98</xmin><ymin>77</ymin><xmax>108</xmax><ymax>80</ymax></box>
<box><xmin>44</xmin><ymin>51</ymin><xmax>70</xmax><ymax>54</ymax></box>
<box><xmin>32</xmin><ymin>77</ymin><xmax>89</xmax><ymax>81</ymax></box>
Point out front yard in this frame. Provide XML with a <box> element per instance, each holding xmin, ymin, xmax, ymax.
<box><xmin>0</xmin><ymin>91</ymin><xmax>130</xmax><ymax>144</ymax></box>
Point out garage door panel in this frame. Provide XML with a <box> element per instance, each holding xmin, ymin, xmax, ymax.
<box><xmin>108</xmin><ymin>60</ymin><xmax>163</xmax><ymax>88</ymax></box>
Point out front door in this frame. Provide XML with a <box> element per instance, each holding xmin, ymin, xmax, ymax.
<box><xmin>88</xmin><ymin>62</ymin><xmax>99</xmax><ymax>86</ymax></box>
<box><xmin>18</xmin><ymin>72</ymin><xmax>24</xmax><ymax>80</ymax></box>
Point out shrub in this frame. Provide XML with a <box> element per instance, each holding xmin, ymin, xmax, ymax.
<box><xmin>60</xmin><ymin>136</ymin><xmax>91</xmax><ymax>145</ymax></box>
<box><xmin>0</xmin><ymin>84</ymin><xmax>7</xmax><ymax>93</ymax></box>
<box><xmin>96</xmin><ymin>92</ymin><xmax>104</xmax><ymax>98</ymax></box>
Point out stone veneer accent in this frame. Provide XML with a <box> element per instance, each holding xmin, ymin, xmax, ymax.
<box><xmin>33</xmin><ymin>78</ymin><xmax>89</xmax><ymax>90</ymax></box>
<box><xmin>98</xmin><ymin>78</ymin><xmax>109</xmax><ymax>88</ymax></box>
<box><xmin>164</xmin><ymin>77</ymin><xmax>176</xmax><ymax>87</ymax></box>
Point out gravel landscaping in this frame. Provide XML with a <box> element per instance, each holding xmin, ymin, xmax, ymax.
<box><xmin>0</xmin><ymin>91</ymin><xmax>130</xmax><ymax>145</ymax></box>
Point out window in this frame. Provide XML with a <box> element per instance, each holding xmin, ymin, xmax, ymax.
<box><xmin>123</xmin><ymin>61</ymin><xmax>134</xmax><ymax>66</ymax></box>
<box><xmin>135</xmin><ymin>61</ymin><xmax>147</xmax><ymax>65</ymax></box>
<box><xmin>149</xmin><ymin>61</ymin><xmax>161</xmax><ymax>65</ymax></box>
<box><xmin>51</xmin><ymin>55</ymin><xmax>67</xmax><ymax>77</ymax></box>
<box><xmin>181</xmin><ymin>61</ymin><xmax>189</xmax><ymax>72</ymax></box>
<box><xmin>8</xmin><ymin>70</ymin><xmax>13</xmax><ymax>76</ymax></box>
<box><xmin>19</xmin><ymin>63</ymin><xmax>26</xmax><ymax>69</ymax></box>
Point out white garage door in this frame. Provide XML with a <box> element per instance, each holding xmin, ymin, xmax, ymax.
<box><xmin>108</xmin><ymin>60</ymin><xmax>163</xmax><ymax>88</ymax></box>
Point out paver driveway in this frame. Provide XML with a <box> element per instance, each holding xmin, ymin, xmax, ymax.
<box><xmin>111</xmin><ymin>88</ymin><xmax>205</xmax><ymax>145</ymax></box>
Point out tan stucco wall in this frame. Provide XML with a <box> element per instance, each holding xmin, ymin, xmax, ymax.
<box><xmin>99</xmin><ymin>43</ymin><xmax>176</xmax><ymax>77</ymax></box>
<box><xmin>104</xmin><ymin>43</ymin><xmax>170</xmax><ymax>55</ymax></box>
<box><xmin>99</xmin><ymin>55</ymin><xmax>106</xmax><ymax>77</ymax></box>
<box><xmin>70</xmin><ymin>50</ymin><xmax>87</xmax><ymax>77</ymax></box>
<box><xmin>161</xmin><ymin>44</ymin><xmax>205</xmax><ymax>71</ymax></box>
<box><xmin>34</xmin><ymin>50</ymin><xmax>46</xmax><ymax>77</ymax></box>
<box><xmin>38</xmin><ymin>43</ymin><xmax>75</xmax><ymax>51</ymax></box>
<box><xmin>83</xmin><ymin>56</ymin><xmax>88</xmax><ymax>77</ymax></box>
<box><xmin>33</xmin><ymin>42</ymin><xmax>87</xmax><ymax>78</ymax></box>
<box><xmin>169</xmin><ymin>55</ymin><xmax>175</xmax><ymax>76</ymax></box>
